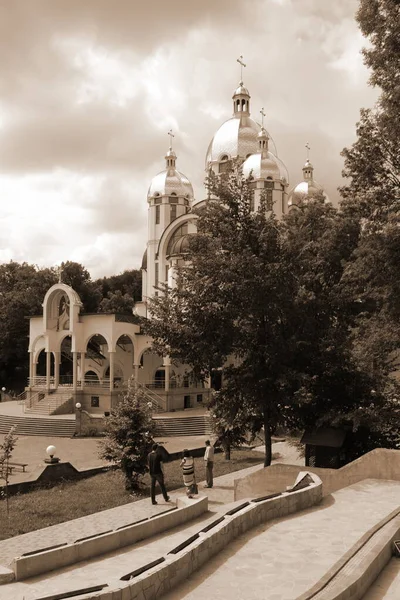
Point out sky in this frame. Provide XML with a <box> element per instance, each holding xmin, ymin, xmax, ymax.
<box><xmin>0</xmin><ymin>0</ymin><xmax>378</xmax><ymax>279</ymax></box>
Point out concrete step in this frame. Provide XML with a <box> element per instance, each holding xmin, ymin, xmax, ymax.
<box><xmin>153</xmin><ymin>415</ymin><xmax>212</xmax><ymax>437</ymax></box>
<box><xmin>0</xmin><ymin>414</ymin><xmax>75</xmax><ymax>437</ymax></box>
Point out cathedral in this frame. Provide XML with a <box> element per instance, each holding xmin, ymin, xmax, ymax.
<box><xmin>26</xmin><ymin>73</ymin><xmax>327</xmax><ymax>427</ymax></box>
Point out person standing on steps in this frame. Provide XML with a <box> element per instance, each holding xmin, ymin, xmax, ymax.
<box><xmin>148</xmin><ymin>443</ymin><xmax>170</xmax><ymax>505</ymax></box>
<box><xmin>203</xmin><ymin>439</ymin><xmax>214</xmax><ymax>488</ymax></box>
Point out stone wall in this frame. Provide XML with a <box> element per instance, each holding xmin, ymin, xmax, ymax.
<box><xmin>234</xmin><ymin>448</ymin><xmax>400</xmax><ymax>500</ymax></box>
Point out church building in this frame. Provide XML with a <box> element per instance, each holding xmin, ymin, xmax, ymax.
<box><xmin>26</xmin><ymin>72</ymin><xmax>327</xmax><ymax>427</ymax></box>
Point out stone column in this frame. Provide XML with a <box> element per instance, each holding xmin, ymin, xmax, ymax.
<box><xmin>54</xmin><ymin>352</ymin><xmax>60</xmax><ymax>389</ymax></box>
<box><xmin>46</xmin><ymin>351</ymin><xmax>51</xmax><ymax>391</ymax></box>
<box><xmin>134</xmin><ymin>364</ymin><xmax>139</xmax><ymax>384</ymax></box>
<box><xmin>80</xmin><ymin>352</ymin><xmax>85</xmax><ymax>389</ymax></box>
<box><xmin>109</xmin><ymin>352</ymin><xmax>115</xmax><ymax>391</ymax></box>
<box><xmin>164</xmin><ymin>364</ymin><xmax>170</xmax><ymax>391</ymax></box>
<box><xmin>72</xmin><ymin>351</ymin><xmax>78</xmax><ymax>391</ymax></box>
<box><xmin>29</xmin><ymin>352</ymin><xmax>34</xmax><ymax>386</ymax></box>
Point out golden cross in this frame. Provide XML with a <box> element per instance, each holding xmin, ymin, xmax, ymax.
<box><xmin>260</xmin><ymin>107</ymin><xmax>266</xmax><ymax>127</ymax></box>
<box><xmin>237</xmin><ymin>55</ymin><xmax>246</xmax><ymax>81</ymax></box>
<box><xmin>168</xmin><ymin>129</ymin><xmax>175</xmax><ymax>148</ymax></box>
<box><xmin>305</xmin><ymin>142</ymin><xmax>311</xmax><ymax>160</ymax></box>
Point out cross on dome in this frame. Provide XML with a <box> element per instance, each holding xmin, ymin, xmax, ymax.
<box><xmin>260</xmin><ymin>107</ymin><xmax>266</xmax><ymax>128</ymax></box>
<box><xmin>305</xmin><ymin>142</ymin><xmax>311</xmax><ymax>160</ymax></box>
<box><xmin>168</xmin><ymin>129</ymin><xmax>175</xmax><ymax>149</ymax></box>
<box><xmin>237</xmin><ymin>55</ymin><xmax>246</xmax><ymax>83</ymax></box>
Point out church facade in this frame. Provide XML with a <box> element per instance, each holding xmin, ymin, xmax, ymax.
<box><xmin>26</xmin><ymin>76</ymin><xmax>327</xmax><ymax>423</ymax></box>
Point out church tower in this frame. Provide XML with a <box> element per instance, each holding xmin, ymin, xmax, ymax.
<box><xmin>142</xmin><ymin>135</ymin><xmax>194</xmax><ymax>304</ymax></box>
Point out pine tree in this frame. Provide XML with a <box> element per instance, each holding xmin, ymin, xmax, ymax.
<box><xmin>99</xmin><ymin>380</ymin><xmax>156</xmax><ymax>490</ymax></box>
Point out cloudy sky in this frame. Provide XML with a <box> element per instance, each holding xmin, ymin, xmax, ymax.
<box><xmin>0</xmin><ymin>0</ymin><xmax>378</xmax><ymax>279</ymax></box>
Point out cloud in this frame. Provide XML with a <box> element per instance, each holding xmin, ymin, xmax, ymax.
<box><xmin>0</xmin><ymin>0</ymin><xmax>379</xmax><ymax>278</ymax></box>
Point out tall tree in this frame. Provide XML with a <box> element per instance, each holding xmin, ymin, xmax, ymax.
<box><xmin>0</xmin><ymin>262</ymin><xmax>57</xmax><ymax>384</ymax></box>
<box><xmin>340</xmin><ymin>0</ymin><xmax>400</xmax><ymax>218</ymax></box>
<box><xmin>60</xmin><ymin>261</ymin><xmax>102</xmax><ymax>313</ymax></box>
<box><xmin>145</xmin><ymin>169</ymin><xmax>399</xmax><ymax>465</ymax></box>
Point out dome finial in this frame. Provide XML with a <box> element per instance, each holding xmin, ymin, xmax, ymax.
<box><xmin>303</xmin><ymin>142</ymin><xmax>314</xmax><ymax>180</ymax></box>
<box><xmin>236</xmin><ymin>55</ymin><xmax>246</xmax><ymax>84</ymax></box>
<box><xmin>168</xmin><ymin>129</ymin><xmax>175</xmax><ymax>151</ymax></box>
<box><xmin>165</xmin><ymin>130</ymin><xmax>177</xmax><ymax>168</ymax></box>
<box><xmin>260</xmin><ymin>107</ymin><xmax>266</xmax><ymax>128</ymax></box>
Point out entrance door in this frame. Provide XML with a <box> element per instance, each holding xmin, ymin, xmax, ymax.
<box><xmin>184</xmin><ymin>395</ymin><xmax>191</xmax><ymax>409</ymax></box>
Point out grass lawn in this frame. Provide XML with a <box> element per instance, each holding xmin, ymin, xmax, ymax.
<box><xmin>0</xmin><ymin>448</ymin><xmax>266</xmax><ymax>541</ymax></box>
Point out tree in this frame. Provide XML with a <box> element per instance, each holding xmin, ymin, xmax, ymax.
<box><xmin>0</xmin><ymin>262</ymin><xmax>57</xmax><ymax>384</ymax></box>
<box><xmin>99</xmin><ymin>379</ymin><xmax>156</xmax><ymax>490</ymax></box>
<box><xmin>0</xmin><ymin>426</ymin><xmax>18</xmax><ymax>517</ymax></box>
<box><xmin>60</xmin><ymin>261</ymin><xmax>102</xmax><ymax>313</ymax></box>
<box><xmin>145</xmin><ymin>168</ymin><xmax>399</xmax><ymax>465</ymax></box>
<box><xmin>145</xmin><ymin>171</ymin><xmax>302</xmax><ymax>466</ymax></box>
<box><xmin>210</xmin><ymin>389</ymin><xmax>257</xmax><ymax>460</ymax></box>
<box><xmin>98</xmin><ymin>290</ymin><xmax>135</xmax><ymax>314</ymax></box>
<box><xmin>97</xmin><ymin>270</ymin><xmax>142</xmax><ymax>307</ymax></box>
<box><xmin>340</xmin><ymin>0</ymin><xmax>400</xmax><ymax>219</ymax></box>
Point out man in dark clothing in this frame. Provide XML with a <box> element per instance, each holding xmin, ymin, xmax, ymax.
<box><xmin>148</xmin><ymin>443</ymin><xmax>170</xmax><ymax>505</ymax></box>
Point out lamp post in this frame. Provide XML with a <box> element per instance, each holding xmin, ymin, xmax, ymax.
<box><xmin>45</xmin><ymin>444</ymin><xmax>60</xmax><ymax>464</ymax></box>
<box><xmin>75</xmin><ymin>402</ymin><xmax>82</xmax><ymax>436</ymax></box>
<box><xmin>1</xmin><ymin>387</ymin><xmax>5</xmax><ymax>402</ymax></box>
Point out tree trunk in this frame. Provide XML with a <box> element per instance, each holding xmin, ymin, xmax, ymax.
<box><xmin>263</xmin><ymin>410</ymin><xmax>272</xmax><ymax>467</ymax></box>
<box><xmin>224</xmin><ymin>440</ymin><xmax>231</xmax><ymax>460</ymax></box>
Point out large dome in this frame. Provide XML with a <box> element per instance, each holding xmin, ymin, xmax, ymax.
<box><xmin>205</xmin><ymin>116</ymin><xmax>277</xmax><ymax>168</ymax></box>
<box><xmin>242</xmin><ymin>151</ymin><xmax>288</xmax><ymax>183</ymax></box>
<box><xmin>148</xmin><ymin>168</ymin><xmax>193</xmax><ymax>199</ymax></box>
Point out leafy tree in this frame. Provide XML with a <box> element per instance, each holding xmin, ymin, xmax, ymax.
<box><xmin>98</xmin><ymin>290</ymin><xmax>135</xmax><ymax>314</ymax></box>
<box><xmin>60</xmin><ymin>261</ymin><xmax>102</xmax><ymax>313</ymax></box>
<box><xmin>210</xmin><ymin>389</ymin><xmax>257</xmax><ymax>460</ymax></box>
<box><xmin>145</xmin><ymin>170</ymin><xmax>300</xmax><ymax>466</ymax></box>
<box><xmin>0</xmin><ymin>262</ymin><xmax>57</xmax><ymax>383</ymax></box>
<box><xmin>340</xmin><ymin>0</ymin><xmax>400</xmax><ymax>219</ymax></box>
<box><xmin>145</xmin><ymin>168</ymin><xmax>399</xmax><ymax>465</ymax></box>
<box><xmin>99</xmin><ymin>379</ymin><xmax>156</xmax><ymax>490</ymax></box>
<box><xmin>97</xmin><ymin>270</ymin><xmax>142</xmax><ymax>306</ymax></box>
<box><xmin>0</xmin><ymin>426</ymin><xmax>18</xmax><ymax>516</ymax></box>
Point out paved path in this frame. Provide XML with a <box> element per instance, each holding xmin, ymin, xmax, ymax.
<box><xmin>161</xmin><ymin>479</ymin><xmax>400</xmax><ymax>600</ymax></box>
<box><xmin>362</xmin><ymin>558</ymin><xmax>400</xmax><ymax>600</ymax></box>
<box><xmin>0</xmin><ymin>463</ymin><xmax>263</xmax><ymax>570</ymax></box>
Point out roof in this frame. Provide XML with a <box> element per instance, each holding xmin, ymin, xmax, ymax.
<box><xmin>300</xmin><ymin>427</ymin><xmax>346</xmax><ymax>448</ymax></box>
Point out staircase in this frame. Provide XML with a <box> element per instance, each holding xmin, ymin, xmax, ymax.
<box><xmin>153</xmin><ymin>414</ymin><xmax>212</xmax><ymax>437</ymax></box>
<box><xmin>0</xmin><ymin>414</ymin><xmax>76</xmax><ymax>437</ymax></box>
<box><xmin>135</xmin><ymin>382</ymin><xmax>165</xmax><ymax>413</ymax></box>
<box><xmin>24</xmin><ymin>391</ymin><xmax>73</xmax><ymax>415</ymax></box>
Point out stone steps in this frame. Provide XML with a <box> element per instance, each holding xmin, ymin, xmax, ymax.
<box><xmin>153</xmin><ymin>415</ymin><xmax>212</xmax><ymax>437</ymax></box>
<box><xmin>0</xmin><ymin>414</ymin><xmax>75</xmax><ymax>437</ymax></box>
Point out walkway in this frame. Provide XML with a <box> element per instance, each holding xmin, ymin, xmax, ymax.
<box><xmin>0</xmin><ymin>464</ymin><xmax>262</xmax><ymax>599</ymax></box>
<box><xmin>161</xmin><ymin>479</ymin><xmax>400</xmax><ymax>600</ymax></box>
<box><xmin>362</xmin><ymin>558</ymin><xmax>400</xmax><ymax>600</ymax></box>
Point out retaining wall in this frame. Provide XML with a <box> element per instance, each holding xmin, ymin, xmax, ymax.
<box><xmin>234</xmin><ymin>448</ymin><xmax>400</xmax><ymax>500</ymax></box>
<box><xmin>60</xmin><ymin>472</ymin><xmax>322</xmax><ymax>600</ymax></box>
<box><xmin>12</xmin><ymin>496</ymin><xmax>208</xmax><ymax>581</ymax></box>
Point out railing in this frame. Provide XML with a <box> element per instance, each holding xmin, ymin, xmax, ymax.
<box><xmin>144</xmin><ymin>380</ymin><xmax>206</xmax><ymax>390</ymax></box>
<box><xmin>135</xmin><ymin>381</ymin><xmax>165</xmax><ymax>413</ymax></box>
<box><xmin>28</xmin><ymin>377</ymin><xmax>127</xmax><ymax>390</ymax></box>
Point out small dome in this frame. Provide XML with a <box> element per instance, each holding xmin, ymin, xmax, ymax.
<box><xmin>288</xmin><ymin>180</ymin><xmax>326</xmax><ymax>207</ymax></box>
<box><xmin>148</xmin><ymin>169</ymin><xmax>193</xmax><ymax>199</ymax></box>
<box><xmin>242</xmin><ymin>152</ymin><xmax>289</xmax><ymax>182</ymax></box>
<box><xmin>233</xmin><ymin>82</ymin><xmax>250</xmax><ymax>97</ymax></box>
<box><xmin>288</xmin><ymin>159</ymin><xmax>328</xmax><ymax>207</ymax></box>
<box><xmin>168</xmin><ymin>233</ymin><xmax>194</xmax><ymax>257</ymax></box>
<box><xmin>205</xmin><ymin>117</ymin><xmax>277</xmax><ymax>168</ymax></box>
